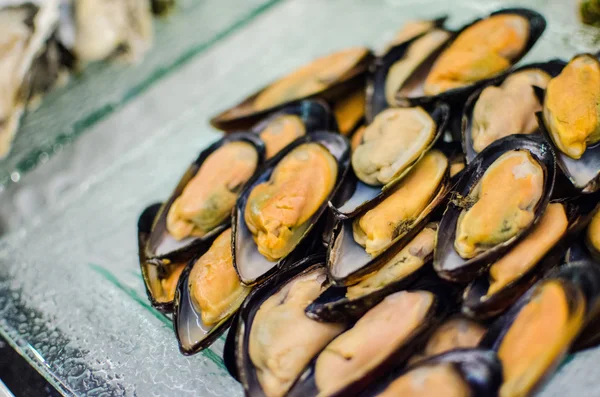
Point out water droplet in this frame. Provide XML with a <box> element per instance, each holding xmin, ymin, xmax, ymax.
<box><xmin>11</xmin><ymin>172</ymin><xmax>20</xmax><ymax>182</ymax></box>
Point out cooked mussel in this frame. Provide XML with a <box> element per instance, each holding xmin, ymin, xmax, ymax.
<box><xmin>410</xmin><ymin>317</ymin><xmax>487</xmax><ymax>364</ymax></box>
<box><xmin>144</xmin><ymin>133</ymin><xmax>264</xmax><ymax>264</ymax></box>
<box><xmin>463</xmin><ymin>195</ymin><xmax>599</xmax><ymax>319</ymax></box>
<box><xmin>461</xmin><ymin>61</ymin><xmax>563</xmax><ymax>163</ymax></box>
<box><xmin>232</xmin><ymin>256</ymin><xmax>345</xmax><ymax>397</ymax></box>
<box><xmin>329</xmin><ymin>150</ymin><xmax>450</xmax><ymax>285</ymax></box>
<box><xmin>251</xmin><ymin>100</ymin><xmax>336</xmax><ymax>159</ymax></box>
<box><xmin>138</xmin><ymin>203</ymin><xmax>188</xmax><ymax>312</ymax></box>
<box><xmin>234</xmin><ymin>132</ymin><xmax>350</xmax><ymax>285</ymax></box>
<box><xmin>287</xmin><ymin>286</ymin><xmax>456</xmax><ymax>397</ymax></box>
<box><xmin>307</xmin><ymin>224</ymin><xmax>437</xmax><ymax>322</ymax></box>
<box><xmin>586</xmin><ymin>206</ymin><xmax>600</xmax><ymax>260</ymax></box>
<box><xmin>434</xmin><ymin>135</ymin><xmax>555</xmax><ymax>283</ymax></box>
<box><xmin>363</xmin><ymin>349</ymin><xmax>503</xmax><ymax>397</ymax></box>
<box><xmin>211</xmin><ymin>48</ymin><xmax>374</xmax><ymax>131</ymax></box>
<box><xmin>173</xmin><ymin>228</ymin><xmax>250</xmax><ymax>354</ymax></box>
<box><xmin>332</xmin><ymin>86</ymin><xmax>366</xmax><ymax>136</ymax></box>
<box><xmin>395</xmin><ymin>8</ymin><xmax>545</xmax><ymax>107</ymax></box>
<box><xmin>367</xmin><ymin>29</ymin><xmax>452</xmax><ymax>121</ymax></box>
<box><xmin>537</xmin><ymin>54</ymin><xmax>600</xmax><ymax>192</ymax></box>
<box><xmin>385</xmin><ymin>17</ymin><xmax>448</xmax><ymax>49</ymax></box>
<box><xmin>331</xmin><ymin>103</ymin><xmax>449</xmax><ymax>219</ymax></box>
<box><xmin>479</xmin><ymin>261</ymin><xmax>600</xmax><ymax>397</ymax></box>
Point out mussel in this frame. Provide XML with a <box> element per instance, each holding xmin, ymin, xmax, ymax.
<box><xmin>233</xmin><ymin>132</ymin><xmax>350</xmax><ymax>285</ymax></box>
<box><xmin>463</xmin><ymin>195</ymin><xmax>599</xmax><ymax>319</ymax></box>
<box><xmin>328</xmin><ymin>149</ymin><xmax>450</xmax><ymax>285</ymax></box>
<box><xmin>138</xmin><ymin>203</ymin><xmax>188</xmax><ymax>312</ymax></box>
<box><xmin>395</xmin><ymin>8</ymin><xmax>546</xmax><ymax>108</ymax></box>
<box><xmin>366</xmin><ymin>28</ymin><xmax>452</xmax><ymax>121</ymax></box>
<box><xmin>409</xmin><ymin>316</ymin><xmax>487</xmax><ymax>364</ymax></box>
<box><xmin>586</xmin><ymin>205</ymin><xmax>600</xmax><ymax>260</ymax></box>
<box><xmin>479</xmin><ymin>260</ymin><xmax>600</xmax><ymax>397</ymax></box>
<box><xmin>173</xmin><ymin>228</ymin><xmax>251</xmax><ymax>354</ymax></box>
<box><xmin>307</xmin><ymin>224</ymin><xmax>437</xmax><ymax>322</ymax></box>
<box><xmin>330</xmin><ymin>103</ymin><xmax>449</xmax><ymax>219</ymax></box>
<box><xmin>287</xmin><ymin>285</ymin><xmax>458</xmax><ymax>397</ymax></box>
<box><xmin>536</xmin><ymin>53</ymin><xmax>600</xmax><ymax>192</ymax></box>
<box><xmin>363</xmin><ymin>349</ymin><xmax>503</xmax><ymax>397</ymax></box>
<box><xmin>230</xmin><ymin>256</ymin><xmax>345</xmax><ymax>397</ymax></box>
<box><xmin>143</xmin><ymin>133</ymin><xmax>264</xmax><ymax>265</ymax></box>
<box><xmin>434</xmin><ymin>134</ymin><xmax>555</xmax><ymax>283</ymax></box>
<box><xmin>250</xmin><ymin>100</ymin><xmax>336</xmax><ymax>159</ymax></box>
<box><xmin>461</xmin><ymin>61</ymin><xmax>564</xmax><ymax>163</ymax></box>
<box><xmin>210</xmin><ymin>48</ymin><xmax>374</xmax><ymax>131</ymax></box>
<box><xmin>332</xmin><ymin>86</ymin><xmax>366</xmax><ymax>136</ymax></box>
<box><xmin>384</xmin><ymin>17</ymin><xmax>448</xmax><ymax>50</ymax></box>
<box><xmin>0</xmin><ymin>1</ymin><xmax>71</xmax><ymax>158</ymax></box>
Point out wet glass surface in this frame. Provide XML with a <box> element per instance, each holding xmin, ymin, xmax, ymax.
<box><xmin>0</xmin><ymin>0</ymin><xmax>598</xmax><ymax>395</ymax></box>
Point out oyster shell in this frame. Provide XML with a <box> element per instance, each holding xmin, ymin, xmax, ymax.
<box><xmin>363</xmin><ymin>350</ymin><xmax>503</xmax><ymax>397</ymax></box>
<box><xmin>173</xmin><ymin>228</ymin><xmax>250</xmax><ymax>354</ymax></box>
<box><xmin>0</xmin><ymin>0</ymin><xmax>66</xmax><ymax>158</ymax></box>
<box><xmin>543</xmin><ymin>54</ymin><xmax>600</xmax><ymax>160</ymax></box>
<box><xmin>329</xmin><ymin>150</ymin><xmax>449</xmax><ymax>285</ymax></box>
<box><xmin>211</xmin><ymin>48</ymin><xmax>373</xmax><ymax>131</ymax></box>
<box><xmin>144</xmin><ymin>133</ymin><xmax>264</xmax><ymax>264</ymax></box>
<box><xmin>352</xmin><ymin>106</ymin><xmax>437</xmax><ymax>185</ymax></box>
<box><xmin>434</xmin><ymin>135</ymin><xmax>555</xmax><ymax>283</ymax></box>
<box><xmin>71</xmin><ymin>0</ymin><xmax>153</xmax><ymax>64</ymax></box>
<box><xmin>454</xmin><ymin>150</ymin><xmax>544</xmax><ymax>259</ymax></box>
<box><xmin>233</xmin><ymin>132</ymin><xmax>350</xmax><ymax>286</ymax></box>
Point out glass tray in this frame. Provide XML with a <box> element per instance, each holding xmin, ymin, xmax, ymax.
<box><xmin>0</xmin><ymin>0</ymin><xmax>599</xmax><ymax>395</ymax></box>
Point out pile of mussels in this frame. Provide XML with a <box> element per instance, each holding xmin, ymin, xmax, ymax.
<box><xmin>138</xmin><ymin>8</ymin><xmax>600</xmax><ymax>397</ymax></box>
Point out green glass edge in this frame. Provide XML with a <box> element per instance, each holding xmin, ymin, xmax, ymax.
<box><xmin>0</xmin><ymin>0</ymin><xmax>284</xmax><ymax>188</ymax></box>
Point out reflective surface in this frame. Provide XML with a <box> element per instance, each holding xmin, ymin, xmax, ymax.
<box><xmin>0</xmin><ymin>0</ymin><xmax>598</xmax><ymax>395</ymax></box>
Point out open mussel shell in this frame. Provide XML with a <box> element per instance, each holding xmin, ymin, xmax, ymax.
<box><xmin>231</xmin><ymin>255</ymin><xmax>334</xmax><ymax>396</ymax></box>
<box><xmin>366</xmin><ymin>29</ymin><xmax>452</xmax><ymax>122</ymax></box>
<box><xmin>223</xmin><ymin>313</ymin><xmax>241</xmax><ymax>382</ymax></box>
<box><xmin>461</xmin><ymin>60</ymin><xmax>565</xmax><ymax>164</ymax></box>
<box><xmin>394</xmin><ymin>8</ymin><xmax>546</xmax><ymax>109</ymax></box>
<box><xmin>479</xmin><ymin>261</ymin><xmax>597</xmax><ymax>396</ymax></box>
<box><xmin>138</xmin><ymin>202</ymin><xmax>191</xmax><ymax>313</ymax></box>
<box><xmin>533</xmin><ymin>55</ymin><xmax>600</xmax><ymax>193</ymax></box>
<box><xmin>286</xmin><ymin>282</ymin><xmax>460</xmax><ymax>397</ymax></box>
<box><xmin>434</xmin><ymin>134</ymin><xmax>556</xmax><ymax>283</ymax></box>
<box><xmin>210</xmin><ymin>48</ymin><xmax>374</xmax><ymax>132</ymax></box>
<box><xmin>330</xmin><ymin>102</ymin><xmax>449</xmax><ymax>220</ymax></box>
<box><xmin>144</xmin><ymin>133</ymin><xmax>265</xmax><ymax>264</ymax></box>
<box><xmin>463</xmin><ymin>195</ymin><xmax>599</xmax><ymax>319</ymax></box>
<box><xmin>233</xmin><ymin>132</ymin><xmax>351</xmax><ymax>286</ymax></box>
<box><xmin>362</xmin><ymin>349</ymin><xmax>503</xmax><ymax>397</ymax></box>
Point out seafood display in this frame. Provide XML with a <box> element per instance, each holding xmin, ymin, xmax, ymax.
<box><xmin>134</xmin><ymin>6</ymin><xmax>600</xmax><ymax>396</ymax></box>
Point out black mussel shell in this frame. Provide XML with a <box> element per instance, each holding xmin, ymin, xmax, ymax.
<box><xmin>138</xmin><ymin>202</ymin><xmax>193</xmax><ymax>313</ymax></box>
<box><xmin>210</xmin><ymin>49</ymin><xmax>374</xmax><ymax>132</ymax></box>
<box><xmin>395</xmin><ymin>8</ymin><xmax>546</xmax><ymax>109</ymax></box>
<box><xmin>233</xmin><ymin>132</ymin><xmax>351</xmax><ymax>286</ymax></box>
<box><xmin>172</xmin><ymin>241</ymin><xmax>250</xmax><ymax>355</ymax></box>
<box><xmin>305</xmin><ymin>266</ymin><xmax>457</xmax><ymax>323</ymax></box>
<box><xmin>534</xmin><ymin>54</ymin><xmax>600</xmax><ymax>193</ymax></box>
<box><xmin>144</xmin><ymin>133</ymin><xmax>265</xmax><ymax>264</ymax></box>
<box><xmin>250</xmin><ymin>99</ymin><xmax>337</xmax><ymax>138</ymax></box>
<box><xmin>223</xmin><ymin>313</ymin><xmax>241</xmax><ymax>381</ymax></box>
<box><xmin>434</xmin><ymin>134</ymin><xmax>556</xmax><ymax>283</ymax></box>
<box><xmin>233</xmin><ymin>255</ymin><xmax>336</xmax><ymax>397</ymax></box>
<box><xmin>362</xmin><ymin>349</ymin><xmax>503</xmax><ymax>397</ymax></box>
<box><xmin>330</xmin><ymin>102</ymin><xmax>450</xmax><ymax>220</ymax></box>
<box><xmin>365</xmin><ymin>29</ymin><xmax>452</xmax><ymax>122</ymax></box>
<box><xmin>286</xmin><ymin>282</ymin><xmax>460</xmax><ymax>397</ymax></box>
<box><xmin>463</xmin><ymin>195</ymin><xmax>599</xmax><ymax>319</ymax></box>
<box><xmin>462</xmin><ymin>60</ymin><xmax>565</xmax><ymax>164</ymax></box>
<box><xmin>327</xmin><ymin>164</ymin><xmax>450</xmax><ymax>286</ymax></box>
